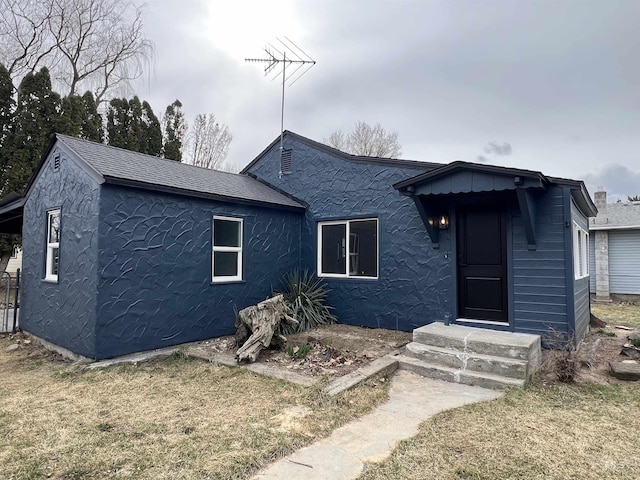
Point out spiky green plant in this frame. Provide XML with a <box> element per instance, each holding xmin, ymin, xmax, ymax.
<box><xmin>279</xmin><ymin>270</ymin><xmax>337</xmax><ymax>334</ymax></box>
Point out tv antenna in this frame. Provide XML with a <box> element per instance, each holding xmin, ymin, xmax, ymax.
<box><xmin>246</xmin><ymin>38</ymin><xmax>316</xmax><ymax>173</ymax></box>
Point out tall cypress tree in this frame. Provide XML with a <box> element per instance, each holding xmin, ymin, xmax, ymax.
<box><xmin>5</xmin><ymin>67</ymin><xmax>61</xmax><ymax>195</ymax></box>
<box><xmin>80</xmin><ymin>92</ymin><xmax>103</xmax><ymax>142</ymax></box>
<box><xmin>142</xmin><ymin>100</ymin><xmax>162</xmax><ymax>156</ymax></box>
<box><xmin>107</xmin><ymin>97</ymin><xmax>131</xmax><ymax>150</ymax></box>
<box><xmin>162</xmin><ymin>100</ymin><xmax>184</xmax><ymax>161</ymax></box>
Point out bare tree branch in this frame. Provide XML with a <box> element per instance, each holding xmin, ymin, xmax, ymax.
<box><xmin>183</xmin><ymin>114</ymin><xmax>233</xmax><ymax>170</ymax></box>
<box><xmin>0</xmin><ymin>0</ymin><xmax>153</xmax><ymax>103</ymax></box>
<box><xmin>324</xmin><ymin>121</ymin><xmax>402</xmax><ymax>158</ymax></box>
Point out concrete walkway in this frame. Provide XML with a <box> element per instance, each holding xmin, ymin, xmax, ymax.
<box><xmin>253</xmin><ymin>370</ymin><xmax>502</xmax><ymax>479</ymax></box>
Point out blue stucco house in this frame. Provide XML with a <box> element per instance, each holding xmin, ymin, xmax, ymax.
<box><xmin>2</xmin><ymin>131</ymin><xmax>597</xmax><ymax>359</ymax></box>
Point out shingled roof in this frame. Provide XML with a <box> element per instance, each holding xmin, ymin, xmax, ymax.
<box><xmin>52</xmin><ymin>134</ymin><xmax>305</xmax><ymax>210</ymax></box>
<box><xmin>590</xmin><ymin>201</ymin><xmax>640</xmax><ymax>230</ymax></box>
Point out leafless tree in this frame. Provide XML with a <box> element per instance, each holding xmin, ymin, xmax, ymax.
<box><xmin>183</xmin><ymin>114</ymin><xmax>233</xmax><ymax>170</ymax></box>
<box><xmin>324</xmin><ymin>121</ymin><xmax>402</xmax><ymax>158</ymax></box>
<box><xmin>0</xmin><ymin>0</ymin><xmax>153</xmax><ymax>103</ymax></box>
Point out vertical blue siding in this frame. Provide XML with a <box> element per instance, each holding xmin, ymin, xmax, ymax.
<box><xmin>571</xmin><ymin>197</ymin><xmax>590</xmax><ymax>342</ymax></box>
<box><xmin>94</xmin><ymin>185</ymin><xmax>301</xmax><ymax>359</ymax></box>
<box><xmin>21</xmin><ymin>150</ymin><xmax>100</xmax><ymax>357</ymax></box>
<box><xmin>247</xmin><ymin>137</ymin><xmax>453</xmax><ymax>331</ymax></box>
<box><xmin>510</xmin><ymin>186</ymin><xmax>569</xmax><ymax>336</ymax></box>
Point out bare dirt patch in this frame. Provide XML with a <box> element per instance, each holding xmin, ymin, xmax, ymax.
<box><xmin>196</xmin><ymin>324</ymin><xmax>412</xmax><ymax>378</ymax></box>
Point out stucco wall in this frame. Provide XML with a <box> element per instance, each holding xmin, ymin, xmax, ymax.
<box><xmin>247</xmin><ymin>136</ymin><xmax>453</xmax><ymax>331</ymax></box>
<box><xmin>22</xmin><ymin>148</ymin><xmax>100</xmax><ymax>357</ymax></box>
<box><xmin>94</xmin><ymin>184</ymin><xmax>301</xmax><ymax>358</ymax></box>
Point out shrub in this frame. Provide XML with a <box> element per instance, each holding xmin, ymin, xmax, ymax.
<box><xmin>543</xmin><ymin>329</ymin><xmax>579</xmax><ymax>383</ymax></box>
<box><xmin>279</xmin><ymin>270</ymin><xmax>336</xmax><ymax>334</ymax></box>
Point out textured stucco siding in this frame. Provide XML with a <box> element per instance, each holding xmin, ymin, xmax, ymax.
<box><xmin>247</xmin><ymin>137</ymin><xmax>453</xmax><ymax>331</ymax></box>
<box><xmin>94</xmin><ymin>184</ymin><xmax>301</xmax><ymax>359</ymax></box>
<box><xmin>572</xmin><ymin>198</ymin><xmax>591</xmax><ymax>341</ymax></box>
<box><xmin>510</xmin><ymin>186</ymin><xmax>569</xmax><ymax>336</ymax></box>
<box><xmin>21</xmin><ymin>149</ymin><xmax>100</xmax><ymax>357</ymax></box>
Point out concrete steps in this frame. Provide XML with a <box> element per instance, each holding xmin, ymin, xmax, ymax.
<box><xmin>398</xmin><ymin>322</ymin><xmax>541</xmax><ymax>389</ymax></box>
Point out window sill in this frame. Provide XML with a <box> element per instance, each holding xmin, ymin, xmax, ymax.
<box><xmin>42</xmin><ymin>278</ymin><xmax>59</xmax><ymax>284</ymax></box>
<box><xmin>210</xmin><ymin>279</ymin><xmax>245</xmax><ymax>286</ymax></box>
<box><xmin>319</xmin><ymin>276</ymin><xmax>379</xmax><ymax>283</ymax></box>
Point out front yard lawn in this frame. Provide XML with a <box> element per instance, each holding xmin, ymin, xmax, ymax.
<box><xmin>358</xmin><ymin>383</ymin><xmax>640</xmax><ymax>480</ymax></box>
<box><xmin>0</xmin><ymin>336</ymin><xmax>388</xmax><ymax>480</ymax></box>
<box><xmin>592</xmin><ymin>301</ymin><xmax>640</xmax><ymax>329</ymax></box>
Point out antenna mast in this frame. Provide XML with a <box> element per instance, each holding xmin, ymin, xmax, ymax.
<box><xmin>246</xmin><ymin>38</ymin><xmax>316</xmax><ymax>159</ymax></box>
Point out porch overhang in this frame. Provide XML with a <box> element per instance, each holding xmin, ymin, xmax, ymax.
<box><xmin>0</xmin><ymin>193</ymin><xmax>25</xmax><ymax>235</ymax></box>
<box><xmin>394</xmin><ymin>161</ymin><xmax>549</xmax><ymax>250</ymax></box>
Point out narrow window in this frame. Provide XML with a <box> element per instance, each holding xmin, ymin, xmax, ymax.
<box><xmin>45</xmin><ymin>209</ymin><xmax>61</xmax><ymax>282</ymax></box>
<box><xmin>573</xmin><ymin>222</ymin><xmax>589</xmax><ymax>280</ymax></box>
<box><xmin>318</xmin><ymin>219</ymin><xmax>378</xmax><ymax>279</ymax></box>
<box><xmin>212</xmin><ymin>216</ymin><xmax>243</xmax><ymax>282</ymax></box>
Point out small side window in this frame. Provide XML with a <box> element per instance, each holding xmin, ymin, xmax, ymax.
<box><xmin>45</xmin><ymin>209</ymin><xmax>61</xmax><ymax>282</ymax></box>
<box><xmin>212</xmin><ymin>216</ymin><xmax>243</xmax><ymax>282</ymax></box>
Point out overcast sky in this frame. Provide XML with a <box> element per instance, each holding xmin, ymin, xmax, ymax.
<box><xmin>138</xmin><ymin>0</ymin><xmax>640</xmax><ymax>202</ymax></box>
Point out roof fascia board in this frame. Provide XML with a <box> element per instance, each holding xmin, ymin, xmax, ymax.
<box><xmin>0</xmin><ymin>197</ymin><xmax>25</xmax><ymax>216</ymax></box>
<box><xmin>589</xmin><ymin>224</ymin><xmax>640</xmax><ymax>231</ymax></box>
<box><xmin>103</xmin><ymin>177</ymin><xmax>305</xmax><ymax>212</ymax></box>
<box><xmin>245</xmin><ymin>173</ymin><xmax>309</xmax><ymax>208</ymax></box>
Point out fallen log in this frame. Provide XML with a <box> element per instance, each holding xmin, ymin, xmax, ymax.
<box><xmin>235</xmin><ymin>294</ymin><xmax>298</xmax><ymax>363</ymax></box>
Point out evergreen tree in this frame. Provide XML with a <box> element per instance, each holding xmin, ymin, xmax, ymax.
<box><xmin>80</xmin><ymin>92</ymin><xmax>103</xmax><ymax>142</ymax></box>
<box><xmin>107</xmin><ymin>96</ymin><xmax>161</xmax><ymax>156</ymax></box>
<box><xmin>59</xmin><ymin>95</ymin><xmax>85</xmax><ymax>137</ymax></box>
<box><xmin>162</xmin><ymin>100</ymin><xmax>185</xmax><ymax>161</ymax></box>
<box><xmin>4</xmin><ymin>67</ymin><xmax>61</xmax><ymax>195</ymax></box>
<box><xmin>141</xmin><ymin>100</ymin><xmax>162</xmax><ymax>156</ymax></box>
<box><xmin>107</xmin><ymin>97</ymin><xmax>131</xmax><ymax>150</ymax></box>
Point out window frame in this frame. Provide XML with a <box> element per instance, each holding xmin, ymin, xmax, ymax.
<box><xmin>211</xmin><ymin>215</ymin><xmax>243</xmax><ymax>283</ymax></box>
<box><xmin>45</xmin><ymin>209</ymin><xmax>61</xmax><ymax>282</ymax></box>
<box><xmin>317</xmin><ymin>218</ymin><xmax>379</xmax><ymax>279</ymax></box>
<box><xmin>573</xmin><ymin>222</ymin><xmax>589</xmax><ymax>280</ymax></box>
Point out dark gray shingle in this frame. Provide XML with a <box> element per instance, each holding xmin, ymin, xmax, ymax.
<box><xmin>56</xmin><ymin>134</ymin><xmax>304</xmax><ymax>210</ymax></box>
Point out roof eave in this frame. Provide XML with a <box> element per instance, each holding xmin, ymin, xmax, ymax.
<box><xmin>102</xmin><ymin>177</ymin><xmax>306</xmax><ymax>212</ymax></box>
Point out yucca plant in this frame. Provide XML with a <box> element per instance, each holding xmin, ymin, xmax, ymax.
<box><xmin>278</xmin><ymin>270</ymin><xmax>337</xmax><ymax>334</ymax></box>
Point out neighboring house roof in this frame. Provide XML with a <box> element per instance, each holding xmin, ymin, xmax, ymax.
<box><xmin>46</xmin><ymin>135</ymin><xmax>305</xmax><ymax>211</ymax></box>
<box><xmin>241</xmin><ymin>130</ymin><xmax>443</xmax><ymax>174</ymax></box>
<box><xmin>590</xmin><ymin>202</ymin><xmax>640</xmax><ymax>230</ymax></box>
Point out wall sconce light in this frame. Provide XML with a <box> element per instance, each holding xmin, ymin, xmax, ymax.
<box><xmin>438</xmin><ymin>214</ymin><xmax>449</xmax><ymax>230</ymax></box>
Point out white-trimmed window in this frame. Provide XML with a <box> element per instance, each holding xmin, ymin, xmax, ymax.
<box><xmin>212</xmin><ymin>216</ymin><xmax>243</xmax><ymax>282</ymax></box>
<box><xmin>573</xmin><ymin>222</ymin><xmax>589</xmax><ymax>280</ymax></box>
<box><xmin>45</xmin><ymin>209</ymin><xmax>60</xmax><ymax>282</ymax></box>
<box><xmin>318</xmin><ymin>218</ymin><xmax>378</xmax><ymax>279</ymax></box>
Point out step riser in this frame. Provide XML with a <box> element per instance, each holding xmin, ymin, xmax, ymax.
<box><xmin>398</xmin><ymin>359</ymin><xmax>522</xmax><ymax>390</ymax></box>
<box><xmin>413</xmin><ymin>331</ymin><xmax>537</xmax><ymax>362</ymax></box>
<box><xmin>404</xmin><ymin>344</ymin><xmax>527</xmax><ymax>380</ymax></box>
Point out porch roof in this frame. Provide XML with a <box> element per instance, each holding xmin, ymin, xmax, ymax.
<box><xmin>0</xmin><ymin>192</ymin><xmax>25</xmax><ymax>234</ymax></box>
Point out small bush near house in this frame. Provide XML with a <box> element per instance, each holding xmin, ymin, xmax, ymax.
<box><xmin>543</xmin><ymin>329</ymin><xmax>579</xmax><ymax>383</ymax></box>
<box><xmin>279</xmin><ymin>270</ymin><xmax>337</xmax><ymax>334</ymax></box>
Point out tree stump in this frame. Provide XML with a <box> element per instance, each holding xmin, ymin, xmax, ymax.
<box><xmin>235</xmin><ymin>294</ymin><xmax>298</xmax><ymax>363</ymax></box>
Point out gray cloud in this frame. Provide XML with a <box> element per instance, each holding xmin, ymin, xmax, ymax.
<box><xmin>484</xmin><ymin>142</ymin><xmax>512</xmax><ymax>156</ymax></box>
<box><xmin>583</xmin><ymin>165</ymin><xmax>640</xmax><ymax>202</ymax></box>
<box><xmin>138</xmin><ymin>0</ymin><xmax>640</xmax><ymax>180</ymax></box>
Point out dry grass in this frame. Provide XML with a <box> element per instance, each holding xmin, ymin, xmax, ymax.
<box><xmin>358</xmin><ymin>383</ymin><xmax>640</xmax><ymax>480</ymax></box>
<box><xmin>591</xmin><ymin>302</ymin><xmax>640</xmax><ymax>329</ymax></box>
<box><xmin>0</xmin><ymin>336</ymin><xmax>389</xmax><ymax>480</ymax></box>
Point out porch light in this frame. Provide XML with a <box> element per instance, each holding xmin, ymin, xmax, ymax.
<box><xmin>438</xmin><ymin>214</ymin><xmax>449</xmax><ymax>230</ymax></box>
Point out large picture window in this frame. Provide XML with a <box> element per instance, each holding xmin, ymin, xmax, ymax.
<box><xmin>45</xmin><ymin>209</ymin><xmax>60</xmax><ymax>282</ymax></box>
<box><xmin>212</xmin><ymin>216</ymin><xmax>243</xmax><ymax>282</ymax></box>
<box><xmin>573</xmin><ymin>222</ymin><xmax>589</xmax><ymax>280</ymax></box>
<box><xmin>318</xmin><ymin>218</ymin><xmax>378</xmax><ymax>279</ymax></box>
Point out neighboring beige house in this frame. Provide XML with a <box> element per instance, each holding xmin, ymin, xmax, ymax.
<box><xmin>590</xmin><ymin>190</ymin><xmax>640</xmax><ymax>300</ymax></box>
<box><xmin>5</xmin><ymin>246</ymin><xmax>22</xmax><ymax>276</ymax></box>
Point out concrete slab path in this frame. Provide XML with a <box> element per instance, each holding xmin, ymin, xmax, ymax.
<box><xmin>253</xmin><ymin>370</ymin><xmax>502</xmax><ymax>479</ymax></box>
